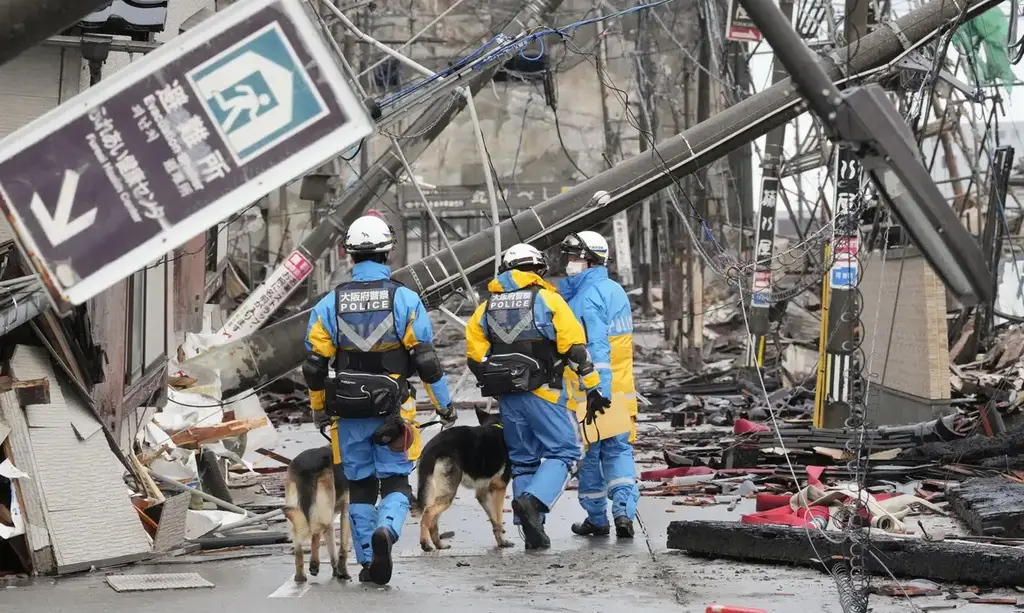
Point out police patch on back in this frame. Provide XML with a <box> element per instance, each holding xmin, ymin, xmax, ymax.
<box><xmin>338</xmin><ymin>288</ymin><xmax>391</xmax><ymax>313</ymax></box>
<box><xmin>488</xmin><ymin>290</ymin><xmax>533</xmax><ymax>310</ymax></box>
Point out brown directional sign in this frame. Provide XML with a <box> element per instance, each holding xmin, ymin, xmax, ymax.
<box><xmin>0</xmin><ymin>0</ymin><xmax>372</xmax><ymax>313</ymax></box>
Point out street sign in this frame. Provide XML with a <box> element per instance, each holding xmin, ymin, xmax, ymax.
<box><xmin>726</xmin><ymin>0</ymin><xmax>762</xmax><ymax>42</ymax></box>
<box><xmin>0</xmin><ymin>0</ymin><xmax>372</xmax><ymax>313</ymax></box>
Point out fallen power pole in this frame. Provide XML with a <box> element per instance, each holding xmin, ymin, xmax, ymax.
<box><xmin>667</xmin><ymin>520</ymin><xmax>1024</xmax><ymax>587</ymax></box>
<box><xmin>743</xmin><ymin>0</ymin><xmax>794</xmax><ymax>371</ymax></box>
<box><xmin>184</xmin><ymin>0</ymin><xmax>1003</xmax><ymax>397</ymax></box>
<box><xmin>215</xmin><ymin>0</ymin><xmax>565</xmax><ymax>342</ymax></box>
<box><xmin>0</xmin><ymin>0</ymin><xmax>112</xmax><ymax>68</ymax></box>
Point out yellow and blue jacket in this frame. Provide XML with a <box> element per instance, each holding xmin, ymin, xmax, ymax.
<box><xmin>559</xmin><ymin>266</ymin><xmax>638</xmax><ymax>442</ymax></box>
<box><xmin>305</xmin><ymin>260</ymin><xmax>451</xmax><ymax>460</ymax></box>
<box><xmin>466</xmin><ymin>269</ymin><xmax>600</xmax><ymax>407</ymax></box>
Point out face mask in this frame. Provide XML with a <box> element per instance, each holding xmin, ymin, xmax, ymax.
<box><xmin>565</xmin><ymin>260</ymin><xmax>587</xmax><ymax>277</ymax></box>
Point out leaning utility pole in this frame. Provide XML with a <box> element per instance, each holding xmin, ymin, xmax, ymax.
<box><xmin>0</xmin><ymin>1</ymin><xmax>112</xmax><ymax>68</ymax></box>
<box><xmin>214</xmin><ymin>0</ymin><xmax>565</xmax><ymax>342</ymax></box>
<box><xmin>815</xmin><ymin>0</ymin><xmax>871</xmax><ymax>429</ymax></box>
<box><xmin>596</xmin><ymin>8</ymin><xmax>634</xmax><ymax>287</ymax></box>
<box><xmin>182</xmin><ymin>0</ymin><xmax>1003</xmax><ymax>398</ymax></box>
<box><xmin>744</xmin><ymin>0</ymin><xmax>794</xmax><ymax>371</ymax></box>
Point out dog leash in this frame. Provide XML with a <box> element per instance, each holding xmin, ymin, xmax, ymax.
<box><xmin>318</xmin><ymin>419</ymin><xmax>444</xmax><ymax>442</ymax></box>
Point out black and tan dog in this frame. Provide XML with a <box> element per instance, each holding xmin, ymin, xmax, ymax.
<box><xmin>282</xmin><ymin>446</ymin><xmax>351</xmax><ymax>582</ymax></box>
<box><xmin>414</xmin><ymin>409</ymin><xmax>514</xmax><ymax>551</ymax></box>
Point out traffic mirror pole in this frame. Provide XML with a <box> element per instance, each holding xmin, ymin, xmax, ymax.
<box><xmin>182</xmin><ymin>0</ymin><xmax>1002</xmax><ymax>398</ymax></box>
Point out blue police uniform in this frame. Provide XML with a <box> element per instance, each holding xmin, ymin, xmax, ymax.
<box><xmin>467</xmin><ymin>270</ymin><xmax>600</xmax><ymax>545</ymax></box>
<box><xmin>559</xmin><ymin>265</ymin><xmax>641</xmax><ymax>532</ymax></box>
<box><xmin>305</xmin><ymin>260</ymin><xmax>452</xmax><ymax>574</ymax></box>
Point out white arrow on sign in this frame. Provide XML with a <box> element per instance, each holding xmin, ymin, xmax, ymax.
<box><xmin>30</xmin><ymin>170</ymin><xmax>97</xmax><ymax>247</ymax></box>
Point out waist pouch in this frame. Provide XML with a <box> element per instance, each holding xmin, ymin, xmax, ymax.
<box><xmin>325</xmin><ymin>371</ymin><xmax>407</xmax><ymax>419</ymax></box>
<box><xmin>476</xmin><ymin>353</ymin><xmax>547</xmax><ymax>397</ymax></box>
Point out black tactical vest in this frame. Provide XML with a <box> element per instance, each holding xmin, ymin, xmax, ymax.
<box><xmin>333</xmin><ymin>279</ymin><xmax>412</xmax><ymax>378</ymax></box>
<box><xmin>482</xmin><ymin>286</ymin><xmax>560</xmax><ymax>390</ymax></box>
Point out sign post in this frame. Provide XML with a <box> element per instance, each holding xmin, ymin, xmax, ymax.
<box><xmin>0</xmin><ymin>0</ymin><xmax>372</xmax><ymax>313</ymax></box>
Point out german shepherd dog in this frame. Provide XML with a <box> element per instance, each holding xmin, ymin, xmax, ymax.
<box><xmin>415</xmin><ymin>409</ymin><xmax>514</xmax><ymax>551</ymax></box>
<box><xmin>282</xmin><ymin>446</ymin><xmax>351</xmax><ymax>582</ymax></box>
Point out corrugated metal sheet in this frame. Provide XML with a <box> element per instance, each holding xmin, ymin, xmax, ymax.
<box><xmin>0</xmin><ymin>47</ymin><xmax>65</xmax><ymax>138</ymax></box>
<box><xmin>10</xmin><ymin>346</ymin><xmax>152</xmax><ymax>572</ymax></box>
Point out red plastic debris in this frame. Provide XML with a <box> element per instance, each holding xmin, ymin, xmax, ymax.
<box><xmin>733</xmin><ymin>418</ymin><xmax>770</xmax><ymax>434</ymax></box>
<box><xmin>706</xmin><ymin>606</ymin><xmax>767</xmax><ymax>613</ymax></box>
<box><xmin>755</xmin><ymin>493</ymin><xmax>791</xmax><ymax>512</ymax></box>
<box><xmin>741</xmin><ymin>504</ymin><xmax>830</xmax><ymax>528</ymax></box>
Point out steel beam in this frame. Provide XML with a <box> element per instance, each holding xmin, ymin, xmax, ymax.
<box><xmin>184</xmin><ymin>0</ymin><xmax>1003</xmax><ymax>397</ymax></box>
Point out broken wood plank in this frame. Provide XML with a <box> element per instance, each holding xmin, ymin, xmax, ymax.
<box><xmin>0</xmin><ymin>377</ymin><xmax>50</xmax><ymax>406</ymax></box>
<box><xmin>169</xmin><ymin>417</ymin><xmax>267</xmax><ymax>448</ymax></box>
<box><xmin>254</xmin><ymin>448</ymin><xmax>292</xmax><ymax>465</ymax></box>
<box><xmin>666</xmin><ymin>520</ymin><xmax>1024</xmax><ymax>586</ymax></box>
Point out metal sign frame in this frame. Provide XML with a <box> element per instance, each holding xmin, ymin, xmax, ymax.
<box><xmin>0</xmin><ymin>0</ymin><xmax>372</xmax><ymax>313</ymax></box>
<box><xmin>726</xmin><ymin>0</ymin><xmax>762</xmax><ymax>42</ymax></box>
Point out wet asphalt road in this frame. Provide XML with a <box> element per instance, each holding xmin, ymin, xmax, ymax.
<box><xmin>4</xmin><ymin>413</ymin><xmax>1017</xmax><ymax>612</ymax></box>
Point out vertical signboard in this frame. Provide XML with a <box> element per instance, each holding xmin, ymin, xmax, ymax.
<box><xmin>0</xmin><ymin>0</ymin><xmax>373</xmax><ymax>313</ymax></box>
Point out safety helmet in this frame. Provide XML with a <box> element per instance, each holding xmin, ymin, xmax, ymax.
<box><xmin>500</xmin><ymin>243</ymin><xmax>548</xmax><ymax>275</ymax></box>
<box><xmin>345</xmin><ymin>215</ymin><xmax>394</xmax><ymax>253</ymax></box>
<box><xmin>560</xmin><ymin>231</ymin><xmax>609</xmax><ymax>265</ymax></box>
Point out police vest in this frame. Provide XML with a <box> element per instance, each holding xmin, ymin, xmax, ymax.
<box><xmin>483</xmin><ymin>287</ymin><xmax>560</xmax><ymax>389</ymax></box>
<box><xmin>333</xmin><ymin>279</ymin><xmax>412</xmax><ymax>378</ymax></box>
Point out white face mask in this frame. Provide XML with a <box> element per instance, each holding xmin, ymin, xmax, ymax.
<box><xmin>565</xmin><ymin>260</ymin><xmax>587</xmax><ymax>277</ymax></box>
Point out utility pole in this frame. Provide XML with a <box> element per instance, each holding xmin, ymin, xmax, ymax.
<box><xmin>683</xmin><ymin>2</ymin><xmax>712</xmax><ymax>369</ymax></box>
<box><xmin>815</xmin><ymin>0</ymin><xmax>870</xmax><ymax>429</ymax></box>
<box><xmin>180</xmin><ymin>0</ymin><xmax>1004</xmax><ymax>398</ymax></box>
<box><xmin>636</xmin><ymin>8</ymin><xmax>656</xmax><ymax>317</ymax></box>
<box><xmin>212</xmin><ymin>0</ymin><xmax>565</xmax><ymax>342</ymax></box>
<box><xmin>744</xmin><ymin>0</ymin><xmax>794</xmax><ymax>372</ymax></box>
<box><xmin>0</xmin><ymin>0</ymin><xmax>111</xmax><ymax>68</ymax></box>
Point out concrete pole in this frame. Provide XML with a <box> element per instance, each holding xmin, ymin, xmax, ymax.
<box><xmin>0</xmin><ymin>0</ymin><xmax>112</xmax><ymax>68</ymax></box>
<box><xmin>816</xmin><ymin>0</ymin><xmax>872</xmax><ymax>429</ymax></box>
<box><xmin>214</xmin><ymin>0</ymin><xmax>567</xmax><ymax>343</ymax></box>
<box><xmin>744</xmin><ymin>0</ymin><xmax>795</xmax><ymax>370</ymax></box>
<box><xmin>181</xmin><ymin>0</ymin><xmax>1004</xmax><ymax>398</ymax></box>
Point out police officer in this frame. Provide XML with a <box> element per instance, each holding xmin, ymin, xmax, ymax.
<box><xmin>303</xmin><ymin>214</ymin><xmax>457</xmax><ymax>585</ymax></box>
<box><xmin>558</xmin><ymin>231</ymin><xmax>640</xmax><ymax>539</ymax></box>
<box><xmin>466</xmin><ymin>243</ymin><xmax>610</xmax><ymax>550</ymax></box>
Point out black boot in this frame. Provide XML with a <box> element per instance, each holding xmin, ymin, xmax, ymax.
<box><xmin>511</xmin><ymin>494</ymin><xmax>550</xmax><ymax>550</ymax></box>
<box><xmin>571</xmin><ymin>518</ymin><xmax>611</xmax><ymax>536</ymax></box>
<box><xmin>614</xmin><ymin>516</ymin><xmax>635</xmax><ymax>539</ymax></box>
<box><xmin>367</xmin><ymin>527</ymin><xmax>394</xmax><ymax>585</ymax></box>
<box><xmin>358</xmin><ymin>563</ymin><xmax>372</xmax><ymax>582</ymax></box>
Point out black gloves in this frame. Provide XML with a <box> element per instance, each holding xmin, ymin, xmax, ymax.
<box><xmin>313</xmin><ymin>409</ymin><xmax>331</xmax><ymax>430</ymax></box>
<box><xmin>437</xmin><ymin>404</ymin><xmax>457</xmax><ymax>426</ymax></box>
<box><xmin>584</xmin><ymin>390</ymin><xmax>611</xmax><ymax>425</ymax></box>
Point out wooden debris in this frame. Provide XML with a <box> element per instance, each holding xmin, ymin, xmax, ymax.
<box><xmin>169</xmin><ymin>417</ymin><xmax>267</xmax><ymax>448</ymax></box>
<box><xmin>667</xmin><ymin>519</ymin><xmax>1024</xmax><ymax>586</ymax></box>
<box><xmin>0</xmin><ymin>376</ymin><xmax>50</xmax><ymax>406</ymax></box>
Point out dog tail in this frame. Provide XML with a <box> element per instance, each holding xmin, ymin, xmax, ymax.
<box><xmin>413</xmin><ymin>453</ymin><xmax>436</xmax><ymax>514</ymax></box>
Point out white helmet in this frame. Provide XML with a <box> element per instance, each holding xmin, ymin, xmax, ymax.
<box><xmin>500</xmin><ymin>243</ymin><xmax>548</xmax><ymax>275</ymax></box>
<box><xmin>345</xmin><ymin>215</ymin><xmax>394</xmax><ymax>253</ymax></box>
<box><xmin>560</xmin><ymin>230</ymin><xmax>609</xmax><ymax>265</ymax></box>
